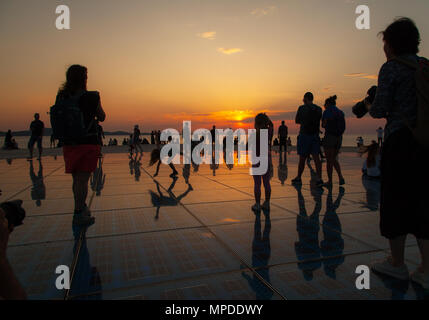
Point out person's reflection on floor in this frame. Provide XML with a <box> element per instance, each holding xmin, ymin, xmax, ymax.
<box><xmin>223</xmin><ymin>137</ymin><xmax>234</xmax><ymax>171</ymax></box>
<box><xmin>29</xmin><ymin>159</ymin><xmax>45</xmax><ymax>207</ymax></box>
<box><xmin>278</xmin><ymin>153</ymin><xmax>288</xmax><ymax>185</ymax></box>
<box><xmin>242</xmin><ymin>207</ymin><xmax>273</xmax><ymax>300</ymax></box>
<box><xmin>149</xmin><ymin>177</ymin><xmax>193</xmax><ymax>220</ymax></box>
<box><xmin>320</xmin><ymin>187</ymin><xmax>345</xmax><ymax>279</ymax></box>
<box><xmin>183</xmin><ymin>164</ymin><xmax>190</xmax><ymax>184</ymax></box>
<box><xmin>129</xmin><ymin>154</ymin><xmax>142</xmax><ymax>182</ymax></box>
<box><xmin>71</xmin><ymin>224</ymin><xmax>102</xmax><ymax>300</ymax></box>
<box><xmin>361</xmin><ymin>175</ymin><xmax>381</xmax><ymax>211</ymax></box>
<box><xmin>90</xmin><ymin>158</ymin><xmax>105</xmax><ymax>196</ymax></box>
<box><xmin>293</xmin><ymin>183</ymin><xmax>323</xmax><ymax>281</ymax></box>
<box><xmin>192</xmin><ymin>161</ymin><xmax>199</xmax><ymax>173</ymax></box>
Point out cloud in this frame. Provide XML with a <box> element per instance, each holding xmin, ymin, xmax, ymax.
<box><xmin>251</xmin><ymin>6</ymin><xmax>277</xmax><ymax>17</ymax></box>
<box><xmin>197</xmin><ymin>31</ymin><xmax>216</xmax><ymax>40</ymax></box>
<box><xmin>217</xmin><ymin>47</ymin><xmax>243</xmax><ymax>55</ymax></box>
<box><xmin>344</xmin><ymin>73</ymin><xmax>378</xmax><ymax>80</ymax></box>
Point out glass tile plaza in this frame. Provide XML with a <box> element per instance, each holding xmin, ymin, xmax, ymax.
<box><xmin>1</xmin><ymin>151</ymin><xmax>426</xmax><ymax>300</ymax></box>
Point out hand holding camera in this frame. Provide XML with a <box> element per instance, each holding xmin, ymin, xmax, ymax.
<box><xmin>352</xmin><ymin>86</ymin><xmax>377</xmax><ymax>118</ymax></box>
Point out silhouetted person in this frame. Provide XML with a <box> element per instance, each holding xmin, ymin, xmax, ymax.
<box><xmin>28</xmin><ymin>113</ymin><xmax>44</xmax><ymax>160</ymax></box>
<box><xmin>321</xmin><ymin>95</ymin><xmax>346</xmax><ymax>187</ymax></box>
<box><xmin>251</xmin><ymin>113</ymin><xmax>273</xmax><ymax>212</ymax></box>
<box><xmin>292</xmin><ymin>92</ymin><xmax>324</xmax><ymax>187</ymax></box>
<box><xmin>132</xmin><ymin>125</ymin><xmax>143</xmax><ymax>155</ymax></box>
<box><xmin>29</xmin><ymin>160</ymin><xmax>45</xmax><ymax>207</ymax></box>
<box><xmin>278</xmin><ymin>120</ymin><xmax>288</xmax><ymax>161</ymax></box>
<box><xmin>3</xmin><ymin>130</ymin><xmax>17</xmax><ymax>150</ymax></box>
<box><xmin>56</xmin><ymin>64</ymin><xmax>106</xmax><ymax>226</ymax></box>
<box><xmin>368</xmin><ymin>18</ymin><xmax>429</xmax><ymax>289</ymax></box>
<box><xmin>149</xmin><ymin>138</ymin><xmax>178</xmax><ymax>178</ymax></box>
<box><xmin>210</xmin><ymin>125</ymin><xmax>216</xmax><ymax>147</ymax></box>
<box><xmin>150</xmin><ymin>131</ymin><xmax>155</xmax><ymax>144</ymax></box>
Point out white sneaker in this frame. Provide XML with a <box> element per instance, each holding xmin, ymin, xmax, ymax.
<box><xmin>410</xmin><ymin>270</ymin><xmax>429</xmax><ymax>289</ymax></box>
<box><xmin>371</xmin><ymin>257</ymin><xmax>409</xmax><ymax>280</ymax></box>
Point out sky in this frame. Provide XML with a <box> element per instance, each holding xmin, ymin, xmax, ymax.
<box><xmin>1</xmin><ymin>0</ymin><xmax>428</xmax><ymax>134</ymax></box>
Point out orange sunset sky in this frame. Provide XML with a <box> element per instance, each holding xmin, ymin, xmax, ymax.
<box><xmin>1</xmin><ymin>0</ymin><xmax>428</xmax><ymax>134</ymax></box>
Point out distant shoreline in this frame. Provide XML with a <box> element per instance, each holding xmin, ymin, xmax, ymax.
<box><xmin>0</xmin><ymin>144</ymin><xmax>361</xmax><ymax>160</ymax></box>
<box><xmin>0</xmin><ymin>130</ymin><xmax>133</xmax><ymax>137</ymax></box>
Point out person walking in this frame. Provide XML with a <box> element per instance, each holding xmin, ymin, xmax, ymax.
<box><xmin>291</xmin><ymin>92</ymin><xmax>324</xmax><ymax>186</ymax></box>
<box><xmin>321</xmin><ymin>95</ymin><xmax>346</xmax><ymax>187</ymax></box>
<box><xmin>27</xmin><ymin>113</ymin><xmax>44</xmax><ymax>160</ymax></box>
<box><xmin>53</xmin><ymin>64</ymin><xmax>106</xmax><ymax>226</ymax></box>
<box><xmin>278</xmin><ymin>120</ymin><xmax>288</xmax><ymax>161</ymax></box>
<box><xmin>132</xmin><ymin>125</ymin><xmax>143</xmax><ymax>155</ymax></box>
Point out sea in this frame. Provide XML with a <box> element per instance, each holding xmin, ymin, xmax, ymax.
<box><xmin>8</xmin><ymin>134</ymin><xmax>378</xmax><ymax>149</ymax></box>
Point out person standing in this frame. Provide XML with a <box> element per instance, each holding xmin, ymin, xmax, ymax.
<box><xmin>3</xmin><ymin>130</ymin><xmax>13</xmax><ymax>149</ymax></box>
<box><xmin>278</xmin><ymin>121</ymin><xmax>288</xmax><ymax>161</ymax></box>
<box><xmin>132</xmin><ymin>125</ymin><xmax>143</xmax><ymax>155</ymax></box>
<box><xmin>251</xmin><ymin>113</ymin><xmax>273</xmax><ymax>212</ymax></box>
<box><xmin>376</xmin><ymin>127</ymin><xmax>384</xmax><ymax>147</ymax></box>
<box><xmin>292</xmin><ymin>92</ymin><xmax>324</xmax><ymax>186</ymax></box>
<box><xmin>54</xmin><ymin>64</ymin><xmax>106</xmax><ymax>226</ymax></box>
<box><xmin>321</xmin><ymin>95</ymin><xmax>346</xmax><ymax>187</ymax></box>
<box><xmin>27</xmin><ymin>113</ymin><xmax>44</xmax><ymax>160</ymax></box>
<box><xmin>368</xmin><ymin>18</ymin><xmax>429</xmax><ymax>289</ymax></box>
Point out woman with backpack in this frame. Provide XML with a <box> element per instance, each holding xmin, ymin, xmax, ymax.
<box><xmin>321</xmin><ymin>95</ymin><xmax>346</xmax><ymax>187</ymax></box>
<box><xmin>368</xmin><ymin>18</ymin><xmax>429</xmax><ymax>289</ymax></box>
<box><xmin>54</xmin><ymin>65</ymin><xmax>106</xmax><ymax>226</ymax></box>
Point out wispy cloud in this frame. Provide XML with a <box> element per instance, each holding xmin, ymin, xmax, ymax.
<box><xmin>197</xmin><ymin>31</ymin><xmax>216</xmax><ymax>40</ymax></box>
<box><xmin>251</xmin><ymin>6</ymin><xmax>277</xmax><ymax>17</ymax></box>
<box><xmin>217</xmin><ymin>47</ymin><xmax>243</xmax><ymax>55</ymax></box>
<box><xmin>345</xmin><ymin>73</ymin><xmax>378</xmax><ymax>80</ymax></box>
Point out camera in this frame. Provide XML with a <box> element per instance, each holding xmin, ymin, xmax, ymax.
<box><xmin>0</xmin><ymin>200</ymin><xmax>26</xmax><ymax>228</ymax></box>
<box><xmin>352</xmin><ymin>85</ymin><xmax>377</xmax><ymax>118</ymax></box>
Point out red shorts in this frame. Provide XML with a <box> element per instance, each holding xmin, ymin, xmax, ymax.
<box><xmin>63</xmin><ymin>144</ymin><xmax>101</xmax><ymax>174</ymax></box>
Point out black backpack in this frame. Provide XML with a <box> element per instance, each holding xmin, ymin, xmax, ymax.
<box><xmin>50</xmin><ymin>91</ymin><xmax>97</xmax><ymax>142</ymax></box>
